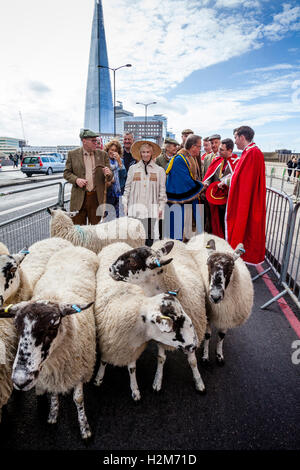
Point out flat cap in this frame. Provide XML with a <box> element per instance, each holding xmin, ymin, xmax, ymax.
<box><xmin>79</xmin><ymin>129</ymin><xmax>100</xmax><ymax>139</ymax></box>
<box><xmin>164</xmin><ymin>137</ymin><xmax>179</xmax><ymax>146</ymax></box>
<box><xmin>208</xmin><ymin>134</ymin><xmax>221</xmax><ymax>141</ymax></box>
<box><xmin>181</xmin><ymin>128</ymin><xmax>194</xmax><ymax>135</ymax></box>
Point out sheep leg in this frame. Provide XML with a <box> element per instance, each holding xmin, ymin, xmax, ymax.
<box><xmin>94</xmin><ymin>360</ymin><xmax>107</xmax><ymax>387</ymax></box>
<box><xmin>73</xmin><ymin>383</ymin><xmax>91</xmax><ymax>439</ymax></box>
<box><xmin>152</xmin><ymin>344</ymin><xmax>166</xmax><ymax>392</ymax></box>
<box><xmin>202</xmin><ymin>323</ymin><xmax>212</xmax><ymax>363</ymax></box>
<box><xmin>216</xmin><ymin>329</ymin><xmax>227</xmax><ymax>365</ymax></box>
<box><xmin>187</xmin><ymin>351</ymin><xmax>206</xmax><ymax>393</ymax></box>
<box><xmin>128</xmin><ymin>361</ymin><xmax>141</xmax><ymax>401</ymax></box>
<box><xmin>48</xmin><ymin>393</ymin><xmax>59</xmax><ymax>424</ymax></box>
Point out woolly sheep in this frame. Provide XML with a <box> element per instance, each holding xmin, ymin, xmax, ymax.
<box><xmin>187</xmin><ymin>233</ymin><xmax>254</xmax><ymax>364</ymax></box>
<box><xmin>0</xmin><ymin>245</ymin><xmax>98</xmax><ymax>439</ymax></box>
<box><xmin>0</xmin><ymin>238</ymin><xmax>72</xmax><ymax>422</ymax></box>
<box><xmin>109</xmin><ymin>239</ymin><xmax>207</xmax><ymax>393</ymax></box>
<box><xmin>94</xmin><ymin>242</ymin><xmax>199</xmax><ymax>400</ymax></box>
<box><xmin>48</xmin><ymin>208</ymin><xmax>146</xmax><ymax>253</ymax></box>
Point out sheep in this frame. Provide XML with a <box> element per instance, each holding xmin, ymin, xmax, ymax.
<box><xmin>0</xmin><ymin>238</ymin><xmax>72</xmax><ymax>307</ymax></box>
<box><xmin>0</xmin><ymin>238</ymin><xmax>72</xmax><ymax>422</ymax></box>
<box><xmin>94</xmin><ymin>242</ymin><xmax>200</xmax><ymax>400</ymax></box>
<box><xmin>48</xmin><ymin>207</ymin><xmax>146</xmax><ymax>253</ymax></box>
<box><xmin>187</xmin><ymin>233</ymin><xmax>254</xmax><ymax>364</ymax></box>
<box><xmin>0</xmin><ymin>245</ymin><xmax>99</xmax><ymax>439</ymax></box>
<box><xmin>109</xmin><ymin>239</ymin><xmax>207</xmax><ymax>393</ymax></box>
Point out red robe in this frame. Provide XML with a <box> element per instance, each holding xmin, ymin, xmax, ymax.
<box><xmin>203</xmin><ymin>155</ymin><xmax>239</xmax><ymax>238</ymax></box>
<box><xmin>201</xmin><ymin>152</ymin><xmax>207</xmax><ymax>162</ymax></box>
<box><xmin>225</xmin><ymin>143</ymin><xmax>266</xmax><ymax>264</ymax></box>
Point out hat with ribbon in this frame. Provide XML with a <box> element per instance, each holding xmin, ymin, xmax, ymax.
<box><xmin>206</xmin><ymin>181</ymin><xmax>228</xmax><ymax>205</ymax></box>
<box><xmin>131</xmin><ymin>140</ymin><xmax>161</xmax><ymax>161</ymax></box>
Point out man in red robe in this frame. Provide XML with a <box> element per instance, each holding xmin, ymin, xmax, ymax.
<box><xmin>225</xmin><ymin>126</ymin><xmax>266</xmax><ymax>265</ymax></box>
<box><xmin>203</xmin><ymin>138</ymin><xmax>239</xmax><ymax>238</ymax></box>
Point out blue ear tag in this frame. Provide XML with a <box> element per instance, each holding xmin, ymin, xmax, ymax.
<box><xmin>240</xmin><ymin>248</ymin><xmax>246</xmax><ymax>254</ymax></box>
<box><xmin>168</xmin><ymin>291</ymin><xmax>177</xmax><ymax>296</ymax></box>
<box><xmin>72</xmin><ymin>305</ymin><xmax>81</xmax><ymax>313</ymax></box>
<box><xmin>155</xmin><ymin>259</ymin><xmax>161</xmax><ymax>267</ymax></box>
<box><xmin>21</xmin><ymin>250</ymin><xmax>30</xmax><ymax>254</ymax></box>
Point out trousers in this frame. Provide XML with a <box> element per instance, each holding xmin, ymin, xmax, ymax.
<box><xmin>72</xmin><ymin>191</ymin><xmax>101</xmax><ymax>225</ymax></box>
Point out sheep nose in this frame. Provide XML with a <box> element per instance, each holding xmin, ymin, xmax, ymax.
<box><xmin>13</xmin><ymin>377</ymin><xmax>34</xmax><ymax>390</ymax></box>
<box><xmin>185</xmin><ymin>344</ymin><xmax>196</xmax><ymax>353</ymax></box>
<box><xmin>210</xmin><ymin>293</ymin><xmax>223</xmax><ymax>304</ymax></box>
<box><xmin>12</xmin><ymin>369</ymin><xmax>36</xmax><ymax>391</ymax></box>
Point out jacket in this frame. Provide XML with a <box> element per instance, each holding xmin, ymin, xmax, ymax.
<box><xmin>64</xmin><ymin>147</ymin><xmax>112</xmax><ymax>213</ymax></box>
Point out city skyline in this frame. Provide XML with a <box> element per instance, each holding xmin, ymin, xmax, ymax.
<box><xmin>0</xmin><ymin>0</ymin><xmax>299</xmax><ymax>150</ymax></box>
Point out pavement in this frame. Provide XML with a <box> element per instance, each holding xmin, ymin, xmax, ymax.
<box><xmin>0</xmin><ymin>167</ymin><xmax>63</xmax><ymax>188</ymax></box>
<box><xmin>0</xmin><ymin>265</ymin><xmax>299</xmax><ymax>451</ymax></box>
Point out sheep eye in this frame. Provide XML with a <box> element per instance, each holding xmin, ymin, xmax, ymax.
<box><xmin>10</xmin><ymin>266</ymin><xmax>17</xmax><ymax>273</ymax></box>
<box><xmin>128</xmin><ymin>258</ymin><xmax>137</xmax><ymax>268</ymax></box>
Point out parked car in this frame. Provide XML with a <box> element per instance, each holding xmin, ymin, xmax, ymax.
<box><xmin>20</xmin><ymin>155</ymin><xmax>65</xmax><ymax>177</ymax></box>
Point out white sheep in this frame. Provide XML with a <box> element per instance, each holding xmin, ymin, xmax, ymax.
<box><xmin>187</xmin><ymin>233</ymin><xmax>254</xmax><ymax>364</ymax></box>
<box><xmin>0</xmin><ymin>245</ymin><xmax>98</xmax><ymax>439</ymax></box>
<box><xmin>0</xmin><ymin>238</ymin><xmax>72</xmax><ymax>422</ymax></box>
<box><xmin>109</xmin><ymin>239</ymin><xmax>207</xmax><ymax>393</ymax></box>
<box><xmin>48</xmin><ymin>208</ymin><xmax>146</xmax><ymax>253</ymax></box>
<box><xmin>94</xmin><ymin>242</ymin><xmax>199</xmax><ymax>400</ymax></box>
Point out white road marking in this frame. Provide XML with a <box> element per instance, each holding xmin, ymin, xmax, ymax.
<box><xmin>0</xmin><ymin>194</ymin><xmax>71</xmax><ymax>216</ymax></box>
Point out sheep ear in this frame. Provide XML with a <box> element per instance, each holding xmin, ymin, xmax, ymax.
<box><xmin>148</xmin><ymin>257</ymin><xmax>173</xmax><ymax>270</ymax></box>
<box><xmin>160</xmin><ymin>258</ymin><xmax>173</xmax><ymax>267</ymax></box>
<box><xmin>156</xmin><ymin>241</ymin><xmax>174</xmax><ymax>258</ymax></box>
<box><xmin>233</xmin><ymin>243</ymin><xmax>245</xmax><ymax>261</ymax></box>
<box><xmin>13</xmin><ymin>248</ymin><xmax>29</xmax><ymax>265</ymax></box>
<box><xmin>47</xmin><ymin>207</ymin><xmax>55</xmax><ymax>215</ymax></box>
<box><xmin>60</xmin><ymin>302</ymin><xmax>94</xmax><ymax>317</ymax></box>
<box><xmin>206</xmin><ymin>239</ymin><xmax>216</xmax><ymax>255</ymax></box>
<box><xmin>0</xmin><ymin>305</ymin><xmax>16</xmax><ymax>318</ymax></box>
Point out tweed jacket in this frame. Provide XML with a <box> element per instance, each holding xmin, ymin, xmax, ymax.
<box><xmin>64</xmin><ymin>147</ymin><xmax>112</xmax><ymax>212</ymax></box>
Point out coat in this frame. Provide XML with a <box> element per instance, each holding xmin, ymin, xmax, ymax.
<box><xmin>64</xmin><ymin>147</ymin><xmax>112</xmax><ymax>213</ymax></box>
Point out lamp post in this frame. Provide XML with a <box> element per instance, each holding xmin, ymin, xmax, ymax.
<box><xmin>136</xmin><ymin>101</ymin><xmax>157</xmax><ymax>139</ymax></box>
<box><xmin>98</xmin><ymin>64</ymin><xmax>132</xmax><ymax>137</ymax></box>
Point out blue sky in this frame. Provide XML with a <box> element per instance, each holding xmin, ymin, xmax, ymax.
<box><xmin>0</xmin><ymin>0</ymin><xmax>299</xmax><ymax>150</ymax></box>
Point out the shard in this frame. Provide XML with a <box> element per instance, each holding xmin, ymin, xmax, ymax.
<box><xmin>84</xmin><ymin>0</ymin><xmax>113</xmax><ymax>133</ymax></box>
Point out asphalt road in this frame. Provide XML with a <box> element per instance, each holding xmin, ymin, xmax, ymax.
<box><xmin>0</xmin><ymin>265</ymin><xmax>299</xmax><ymax>451</ymax></box>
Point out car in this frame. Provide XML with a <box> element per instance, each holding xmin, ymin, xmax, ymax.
<box><xmin>20</xmin><ymin>155</ymin><xmax>65</xmax><ymax>177</ymax></box>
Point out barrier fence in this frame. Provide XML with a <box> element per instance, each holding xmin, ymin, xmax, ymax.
<box><xmin>0</xmin><ymin>181</ymin><xmax>299</xmax><ymax>309</ymax></box>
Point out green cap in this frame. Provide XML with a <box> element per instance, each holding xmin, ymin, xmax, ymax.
<box><xmin>181</xmin><ymin>128</ymin><xmax>194</xmax><ymax>135</ymax></box>
<box><xmin>164</xmin><ymin>137</ymin><xmax>179</xmax><ymax>146</ymax></box>
<box><xmin>79</xmin><ymin>129</ymin><xmax>100</xmax><ymax>139</ymax></box>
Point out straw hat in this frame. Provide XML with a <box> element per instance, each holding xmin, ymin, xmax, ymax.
<box><xmin>131</xmin><ymin>140</ymin><xmax>161</xmax><ymax>161</ymax></box>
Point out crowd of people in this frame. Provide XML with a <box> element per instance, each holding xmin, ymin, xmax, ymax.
<box><xmin>64</xmin><ymin>125</ymin><xmax>266</xmax><ymax>265</ymax></box>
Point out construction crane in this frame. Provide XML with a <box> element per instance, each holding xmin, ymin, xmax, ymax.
<box><xmin>19</xmin><ymin>111</ymin><xmax>27</xmax><ymax>146</ymax></box>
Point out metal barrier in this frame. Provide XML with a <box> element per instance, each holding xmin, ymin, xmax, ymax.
<box><xmin>261</xmin><ymin>202</ymin><xmax>300</xmax><ymax>309</ymax></box>
<box><xmin>0</xmin><ymin>182</ymin><xmax>64</xmax><ymax>253</ymax></box>
<box><xmin>266</xmin><ymin>165</ymin><xmax>300</xmax><ymax>200</ymax></box>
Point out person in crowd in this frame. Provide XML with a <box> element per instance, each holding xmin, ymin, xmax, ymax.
<box><xmin>64</xmin><ymin>129</ymin><xmax>113</xmax><ymax>225</ymax></box>
<box><xmin>96</xmin><ymin>136</ymin><xmax>104</xmax><ymax>150</ymax></box>
<box><xmin>104</xmin><ymin>140</ymin><xmax>126</xmax><ymax>219</ymax></box>
<box><xmin>201</xmin><ymin>137</ymin><xmax>212</xmax><ymax>161</ymax></box>
<box><xmin>156</xmin><ymin>137</ymin><xmax>179</xmax><ymax>170</ymax></box>
<box><xmin>122</xmin><ymin>132</ymin><xmax>136</xmax><ymax>174</ymax></box>
<box><xmin>287</xmin><ymin>156</ymin><xmax>297</xmax><ymax>182</ymax></box>
<box><xmin>122</xmin><ymin>140</ymin><xmax>166</xmax><ymax>246</ymax></box>
<box><xmin>166</xmin><ymin>134</ymin><xmax>203</xmax><ymax>242</ymax></box>
<box><xmin>292</xmin><ymin>157</ymin><xmax>300</xmax><ymax>201</ymax></box>
<box><xmin>13</xmin><ymin>153</ymin><xmax>19</xmax><ymax>168</ymax></box>
<box><xmin>203</xmin><ymin>134</ymin><xmax>221</xmax><ymax>175</ymax></box>
<box><xmin>225</xmin><ymin>125</ymin><xmax>266</xmax><ymax>264</ymax></box>
<box><xmin>177</xmin><ymin>128</ymin><xmax>194</xmax><ymax>152</ymax></box>
<box><xmin>202</xmin><ymin>138</ymin><xmax>240</xmax><ymax>238</ymax></box>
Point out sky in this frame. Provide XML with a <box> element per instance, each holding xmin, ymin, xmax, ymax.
<box><xmin>0</xmin><ymin>0</ymin><xmax>299</xmax><ymax>151</ymax></box>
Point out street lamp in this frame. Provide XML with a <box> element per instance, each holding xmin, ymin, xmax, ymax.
<box><xmin>136</xmin><ymin>101</ymin><xmax>157</xmax><ymax>139</ymax></box>
<box><xmin>98</xmin><ymin>63</ymin><xmax>132</xmax><ymax>137</ymax></box>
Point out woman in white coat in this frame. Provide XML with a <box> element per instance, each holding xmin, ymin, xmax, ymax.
<box><xmin>123</xmin><ymin>140</ymin><xmax>167</xmax><ymax>246</ymax></box>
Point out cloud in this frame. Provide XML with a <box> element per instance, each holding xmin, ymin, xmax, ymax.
<box><xmin>263</xmin><ymin>3</ymin><xmax>300</xmax><ymax>41</ymax></box>
<box><xmin>28</xmin><ymin>81</ymin><xmax>51</xmax><ymax>94</ymax></box>
<box><xmin>235</xmin><ymin>63</ymin><xmax>295</xmax><ymax>75</ymax></box>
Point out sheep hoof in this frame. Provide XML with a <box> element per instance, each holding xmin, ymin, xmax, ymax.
<box><xmin>216</xmin><ymin>355</ymin><xmax>225</xmax><ymax>366</ymax></box>
<box><xmin>81</xmin><ymin>427</ymin><xmax>92</xmax><ymax>440</ymax></box>
<box><xmin>47</xmin><ymin>417</ymin><xmax>57</xmax><ymax>425</ymax></box>
<box><xmin>93</xmin><ymin>378</ymin><xmax>103</xmax><ymax>387</ymax></box>
<box><xmin>201</xmin><ymin>357</ymin><xmax>209</xmax><ymax>366</ymax></box>
<box><xmin>152</xmin><ymin>382</ymin><xmax>162</xmax><ymax>393</ymax></box>
<box><xmin>196</xmin><ymin>387</ymin><xmax>206</xmax><ymax>395</ymax></box>
<box><xmin>132</xmin><ymin>390</ymin><xmax>141</xmax><ymax>401</ymax></box>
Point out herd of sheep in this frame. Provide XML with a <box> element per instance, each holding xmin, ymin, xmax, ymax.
<box><xmin>0</xmin><ymin>209</ymin><xmax>253</xmax><ymax>439</ymax></box>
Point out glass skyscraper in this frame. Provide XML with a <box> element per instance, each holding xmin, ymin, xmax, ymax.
<box><xmin>84</xmin><ymin>0</ymin><xmax>113</xmax><ymax>133</ymax></box>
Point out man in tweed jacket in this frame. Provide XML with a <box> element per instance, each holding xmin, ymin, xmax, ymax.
<box><xmin>64</xmin><ymin>129</ymin><xmax>113</xmax><ymax>224</ymax></box>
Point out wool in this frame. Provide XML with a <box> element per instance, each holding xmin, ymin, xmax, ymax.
<box><xmin>0</xmin><ymin>318</ymin><xmax>17</xmax><ymax>421</ymax></box>
<box><xmin>49</xmin><ymin>209</ymin><xmax>146</xmax><ymax>253</ymax></box>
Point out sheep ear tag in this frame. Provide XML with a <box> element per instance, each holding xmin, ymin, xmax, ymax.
<box><xmin>156</xmin><ymin>315</ymin><xmax>173</xmax><ymax>333</ymax></box>
<box><xmin>0</xmin><ymin>304</ymin><xmax>15</xmax><ymax>318</ymax></box>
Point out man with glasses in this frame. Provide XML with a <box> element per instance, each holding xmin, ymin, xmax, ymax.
<box><xmin>64</xmin><ymin>129</ymin><xmax>112</xmax><ymax>225</ymax></box>
<box><xmin>166</xmin><ymin>134</ymin><xmax>203</xmax><ymax>241</ymax></box>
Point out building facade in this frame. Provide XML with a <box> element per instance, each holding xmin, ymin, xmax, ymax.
<box><xmin>117</xmin><ymin>114</ymin><xmax>167</xmax><ymax>146</ymax></box>
<box><xmin>0</xmin><ymin>137</ymin><xmax>26</xmax><ymax>158</ymax></box>
<box><xmin>84</xmin><ymin>0</ymin><xmax>113</xmax><ymax>134</ymax></box>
